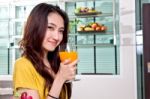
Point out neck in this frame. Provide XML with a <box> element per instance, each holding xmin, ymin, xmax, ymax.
<box><xmin>43</xmin><ymin>50</ymin><xmax>49</xmax><ymax>66</ymax></box>
<box><xmin>43</xmin><ymin>50</ymin><xmax>48</xmax><ymax>60</ymax></box>
<box><xmin>43</xmin><ymin>51</ymin><xmax>56</xmax><ymax>78</ymax></box>
<box><xmin>43</xmin><ymin>53</ymin><xmax>56</xmax><ymax>78</ymax></box>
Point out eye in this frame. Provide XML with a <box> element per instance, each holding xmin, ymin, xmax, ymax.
<box><xmin>47</xmin><ymin>26</ymin><xmax>54</xmax><ymax>30</ymax></box>
<box><xmin>59</xmin><ymin>30</ymin><xmax>64</xmax><ymax>33</ymax></box>
<box><xmin>58</xmin><ymin>29</ymin><xmax>64</xmax><ymax>34</ymax></box>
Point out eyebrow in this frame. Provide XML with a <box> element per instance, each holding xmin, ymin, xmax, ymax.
<box><xmin>48</xmin><ymin>23</ymin><xmax>64</xmax><ymax>29</ymax></box>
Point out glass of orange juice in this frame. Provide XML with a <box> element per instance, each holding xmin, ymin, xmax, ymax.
<box><xmin>59</xmin><ymin>43</ymin><xmax>80</xmax><ymax>82</ymax></box>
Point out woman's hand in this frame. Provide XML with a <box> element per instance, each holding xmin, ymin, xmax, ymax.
<box><xmin>47</xmin><ymin>60</ymin><xmax>79</xmax><ymax>99</ymax></box>
<box><xmin>57</xmin><ymin>59</ymin><xmax>79</xmax><ymax>83</ymax></box>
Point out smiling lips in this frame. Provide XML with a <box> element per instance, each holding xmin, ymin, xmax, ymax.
<box><xmin>48</xmin><ymin>41</ymin><xmax>57</xmax><ymax>47</ymax></box>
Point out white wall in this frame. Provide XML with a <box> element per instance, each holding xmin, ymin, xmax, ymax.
<box><xmin>71</xmin><ymin>0</ymin><xmax>137</xmax><ymax>99</ymax></box>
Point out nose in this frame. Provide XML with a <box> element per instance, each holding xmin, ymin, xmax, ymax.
<box><xmin>52</xmin><ymin>30</ymin><xmax>59</xmax><ymax>40</ymax></box>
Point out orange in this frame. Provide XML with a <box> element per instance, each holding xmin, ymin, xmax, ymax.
<box><xmin>59</xmin><ymin>51</ymin><xmax>78</xmax><ymax>62</ymax></box>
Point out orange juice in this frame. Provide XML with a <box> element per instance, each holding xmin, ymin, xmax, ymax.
<box><xmin>59</xmin><ymin>51</ymin><xmax>78</xmax><ymax>62</ymax></box>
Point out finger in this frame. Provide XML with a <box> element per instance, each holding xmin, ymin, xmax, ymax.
<box><xmin>70</xmin><ymin>67</ymin><xmax>77</xmax><ymax>76</ymax></box>
<box><xmin>70</xmin><ymin>66</ymin><xmax>77</xmax><ymax>71</ymax></box>
<box><xmin>62</xmin><ymin>59</ymin><xmax>71</xmax><ymax>65</ymax></box>
<box><xmin>71</xmin><ymin>75</ymin><xmax>76</xmax><ymax>80</ymax></box>
<box><xmin>68</xmin><ymin>59</ymin><xmax>79</xmax><ymax>66</ymax></box>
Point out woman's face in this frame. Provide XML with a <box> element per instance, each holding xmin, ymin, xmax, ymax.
<box><xmin>42</xmin><ymin>12</ymin><xmax>64</xmax><ymax>52</ymax></box>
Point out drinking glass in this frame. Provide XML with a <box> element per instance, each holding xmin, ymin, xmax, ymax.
<box><xmin>59</xmin><ymin>43</ymin><xmax>80</xmax><ymax>82</ymax></box>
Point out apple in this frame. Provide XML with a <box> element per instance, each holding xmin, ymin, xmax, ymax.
<box><xmin>91</xmin><ymin>23</ymin><xmax>97</xmax><ymax>30</ymax></box>
<box><xmin>95</xmin><ymin>26</ymin><xmax>101</xmax><ymax>31</ymax></box>
<box><xmin>101</xmin><ymin>26</ymin><xmax>107</xmax><ymax>31</ymax></box>
<box><xmin>80</xmin><ymin>7</ymin><xmax>85</xmax><ymax>13</ymax></box>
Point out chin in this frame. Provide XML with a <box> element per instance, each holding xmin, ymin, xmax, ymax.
<box><xmin>44</xmin><ymin>44</ymin><xmax>58</xmax><ymax>52</ymax></box>
<box><xmin>48</xmin><ymin>47</ymin><xmax>56</xmax><ymax>52</ymax></box>
<box><xmin>49</xmin><ymin>49</ymin><xmax>55</xmax><ymax>52</ymax></box>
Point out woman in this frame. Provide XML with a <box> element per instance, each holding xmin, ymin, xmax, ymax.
<box><xmin>13</xmin><ymin>3</ymin><xmax>78</xmax><ymax>99</ymax></box>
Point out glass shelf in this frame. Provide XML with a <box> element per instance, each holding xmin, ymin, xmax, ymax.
<box><xmin>69</xmin><ymin>13</ymin><xmax>113</xmax><ymax>19</ymax></box>
<box><xmin>69</xmin><ymin>32</ymin><xmax>113</xmax><ymax>35</ymax></box>
<box><xmin>74</xmin><ymin>44</ymin><xmax>115</xmax><ymax>47</ymax></box>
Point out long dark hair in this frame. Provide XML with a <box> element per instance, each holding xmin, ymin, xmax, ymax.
<box><xmin>19</xmin><ymin>3</ymin><xmax>71</xmax><ymax>98</ymax></box>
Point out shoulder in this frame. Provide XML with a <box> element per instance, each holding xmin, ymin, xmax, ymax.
<box><xmin>15</xmin><ymin>56</ymin><xmax>31</xmax><ymax>65</ymax></box>
<box><xmin>14</xmin><ymin>56</ymin><xmax>34</xmax><ymax>71</ymax></box>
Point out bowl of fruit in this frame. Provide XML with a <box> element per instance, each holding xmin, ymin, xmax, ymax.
<box><xmin>74</xmin><ymin>7</ymin><xmax>101</xmax><ymax>16</ymax></box>
<box><xmin>77</xmin><ymin>22</ymin><xmax>107</xmax><ymax>33</ymax></box>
